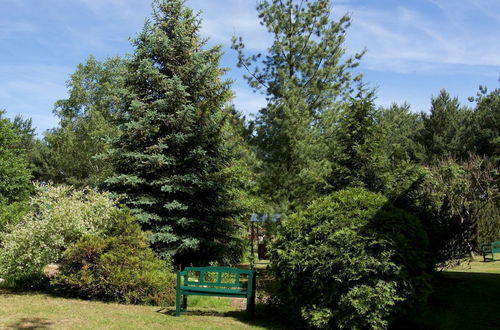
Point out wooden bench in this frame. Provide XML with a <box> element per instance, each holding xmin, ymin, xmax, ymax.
<box><xmin>175</xmin><ymin>266</ymin><xmax>256</xmax><ymax>317</ymax></box>
<box><xmin>481</xmin><ymin>241</ymin><xmax>500</xmax><ymax>262</ymax></box>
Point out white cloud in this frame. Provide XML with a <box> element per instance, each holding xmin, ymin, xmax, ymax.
<box><xmin>194</xmin><ymin>0</ymin><xmax>500</xmax><ymax>76</ymax></box>
<box><xmin>190</xmin><ymin>0</ymin><xmax>270</xmax><ymax>51</ymax></box>
<box><xmin>1</xmin><ymin>0</ymin><xmax>498</xmax><ymax>130</ymax></box>
<box><xmin>340</xmin><ymin>1</ymin><xmax>500</xmax><ymax>74</ymax></box>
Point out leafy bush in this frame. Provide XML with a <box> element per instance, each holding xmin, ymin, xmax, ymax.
<box><xmin>477</xmin><ymin>201</ymin><xmax>500</xmax><ymax>247</ymax></box>
<box><xmin>52</xmin><ymin>210</ymin><xmax>175</xmax><ymax>306</ymax></box>
<box><xmin>0</xmin><ymin>201</ymin><xmax>30</xmax><ymax>236</ymax></box>
<box><xmin>269</xmin><ymin>188</ymin><xmax>432</xmax><ymax>329</ymax></box>
<box><xmin>0</xmin><ymin>184</ymin><xmax>118</xmax><ymax>287</ymax></box>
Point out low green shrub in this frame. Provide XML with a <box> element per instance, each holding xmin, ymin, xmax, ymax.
<box><xmin>0</xmin><ymin>184</ymin><xmax>118</xmax><ymax>287</ymax></box>
<box><xmin>52</xmin><ymin>210</ymin><xmax>175</xmax><ymax>306</ymax></box>
<box><xmin>269</xmin><ymin>188</ymin><xmax>432</xmax><ymax>329</ymax></box>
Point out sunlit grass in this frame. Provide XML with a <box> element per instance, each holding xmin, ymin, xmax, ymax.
<box><xmin>2</xmin><ymin>258</ymin><xmax>498</xmax><ymax>329</ymax></box>
<box><xmin>0</xmin><ymin>290</ymin><xmax>278</xmax><ymax>329</ymax></box>
<box><xmin>448</xmin><ymin>255</ymin><xmax>500</xmax><ymax>274</ymax></box>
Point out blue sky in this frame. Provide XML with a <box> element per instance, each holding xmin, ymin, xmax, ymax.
<box><xmin>0</xmin><ymin>0</ymin><xmax>499</xmax><ymax>134</ymax></box>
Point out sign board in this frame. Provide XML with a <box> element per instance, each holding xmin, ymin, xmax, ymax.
<box><xmin>250</xmin><ymin>213</ymin><xmax>282</xmax><ymax>222</ymax></box>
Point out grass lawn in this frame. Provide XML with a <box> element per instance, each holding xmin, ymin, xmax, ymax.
<box><xmin>0</xmin><ymin>290</ymin><xmax>284</xmax><ymax>329</ymax></box>
<box><xmin>413</xmin><ymin>256</ymin><xmax>500</xmax><ymax>330</ymax></box>
<box><xmin>2</xmin><ymin>257</ymin><xmax>499</xmax><ymax>329</ymax></box>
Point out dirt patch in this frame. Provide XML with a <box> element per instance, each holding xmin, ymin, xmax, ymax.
<box><xmin>229</xmin><ymin>297</ymin><xmax>246</xmax><ymax>310</ymax></box>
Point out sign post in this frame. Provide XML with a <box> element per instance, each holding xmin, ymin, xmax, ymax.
<box><xmin>249</xmin><ymin>213</ymin><xmax>282</xmax><ymax>269</ymax></box>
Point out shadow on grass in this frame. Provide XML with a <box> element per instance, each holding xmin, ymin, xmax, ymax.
<box><xmin>0</xmin><ymin>288</ymin><xmax>44</xmax><ymax>297</ymax></box>
<box><xmin>157</xmin><ymin>304</ymin><xmax>291</xmax><ymax>329</ymax></box>
<box><xmin>6</xmin><ymin>317</ymin><xmax>53</xmax><ymax>330</ymax></box>
<box><xmin>409</xmin><ymin>271</ymin><xmax>500</xmax><ymax>330</ymax></box>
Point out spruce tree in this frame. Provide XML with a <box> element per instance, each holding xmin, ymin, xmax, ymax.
<box><xmin>106</xmin><ymin>0</ymin><xmax>241</xmax><ymax>266</ymax></box>
<box><xmin>232</xmin><ymin>0</ymin><xmax>364</xmax><ymax>211</ymax></box>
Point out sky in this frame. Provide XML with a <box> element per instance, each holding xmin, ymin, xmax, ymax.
<box><xmin>0</xmin><ymin>0</ymin><xmax>499</xmax><ymax>135</ymax></box>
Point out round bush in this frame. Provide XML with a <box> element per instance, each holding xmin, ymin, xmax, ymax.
<box><xmin>269</xmin><ymin>188</ymin><xmax>432</xmax><ymax>329</ymax></box>
<box><xmin>52</xmin><ymin>210</ymin><xmax>175</xmax><ymax>306</ymax></box>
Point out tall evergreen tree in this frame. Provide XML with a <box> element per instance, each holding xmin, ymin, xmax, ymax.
<box><xmin>106</xmin><ymin>0</ymin><xmax>241</xmax><ymax>266</ymax></box>
<box><xmin>377</xmin><ymin>102</ymin><xmax>425</xmax><ymax>163</ymax></box>
<box><xmin>328</xmin><ymin>88</ymin><xmax>384</xmax><ymax>191</ymax></box>
<box><xmin>468</xmin><ymin>86</ymin><xmax>500</xmax><ymax>164</ymax></box>
<box><xmin>232</xmin><ymin>0</ymin><xmax>364</xmax><ymax>211</ymax></box>
<box><xmin>419</xmin><ymin>89</ymin><xmax>472</xmax><ymax>163</ymax></box>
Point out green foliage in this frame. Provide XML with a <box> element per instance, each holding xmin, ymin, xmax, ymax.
<box><xmin>232</xmin><ymin>0</ymin><xmax>364</xmax><ymax>212</ymax></box>
<box><xmin>0</xmin><ymin>111</ymin><xmax>32</xmax><ymax>204</ymax></box>
<box><xmin>8</xmin><ymin>115</ymin><xmax>51</xmax><ymax>183</ymax></box>
<box><xmin>106</xmin><ymin>0</ymin><xmax>243</xmax><ymax>266</ymax></box>
<box><xmin>477</xmin><ymin>200</ymin><xmax>500</xmax><ymax>247</ymax></box>
<box><xmin>52</xmin><ymin>210</ymin><xmax>175</xmax><ymax>306</ymax></box>
<box><xmin>270</xmin><ymin>188</ymin><xmax>431</xmax><ymax>329</ymax></box>
<box><xmin>0</xmin><ymin>201</ymin><xmax>30</xmax><ymax>236</ymax></box>
<box><xmin>467</xmin><ymin>87</ymin><xmax>500</xmax><ymax>164</ymax></box>
<box><xmin>418</xmin><ymin>90</ymin><xmax>473</xmax><ymax>163</ymax></box>
<box><xmin>328</xmin><ymin>89</ymin><xmax>388</xmax><ymax>192</ymax></box>
<box><xmin>44</xmin><ymin>56</ymin><xmax>126</xmax><ymax>187</ymax></box>
<box><xmin>0</xmin><ymin>185</ymin><xmax>118</xmax><ymax>287</ymax></box>
<box><xmin>377</xmin><ymin>102</ymin><xmax>425</xmax><ymax>163</ymax></box>
<box><xmin>221</xmin><ymin>108</ymin><xmax>269</xmax><ymax>216</ymax></box>
<box><xmin>394</xmin><ymin>156</ymin><xmax>499</xmax><ymax>265</ymax></box>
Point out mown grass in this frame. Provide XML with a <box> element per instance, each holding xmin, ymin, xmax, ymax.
<box><xmin>2</xmin><ymin>257</ymin><xmax>499</xmax><ymax>329</ymax></box>
<box><xmin>0</xmin><ymin>290</ymin><xmax>284</xmax><ymax>329</ymax></box>
<box><xmin>412</xmin><ymin>256</ymin><xmax>500</xmax><ymax>330</ymax></box>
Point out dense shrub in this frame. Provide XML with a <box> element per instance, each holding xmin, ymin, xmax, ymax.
<box><xmin>394</xmin><ymin>157</ymin><xmax>499</xmax><ymax>265</ymax></box>
<box><xmin>52</xmin><ymin>210</ymin><xmax>175</xmax><ymax>305</ymax></box>
<box><xmin>0</xmin><ymin>201</ymin><xmax>30</xmax><ymax>236</ymax></box>
<box><xmin>0</xmin><ymin>185</ymin><xmax>118</xmax><ymax>287</ymax></box>
<box><xmin>269</xmin><ymin>188</ymin><xmax>432</xmax><ymax>329</ymax></box>
<box><xmin>477</xmin><ymin>201</ymin><xmax>500</xmax><ymax>247</ymax></box>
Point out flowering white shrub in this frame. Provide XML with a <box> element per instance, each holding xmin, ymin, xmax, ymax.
<box><xmin>0</xmin><ymin>184</ymin><xmax>119</xmax><ymax>285</ymax></box>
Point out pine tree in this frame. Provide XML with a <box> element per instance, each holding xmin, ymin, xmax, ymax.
<box><xmin>468</xmin><ymin>86</ymin><xmax>500</xmax><ymax>164</ymax></box>
<box><xmin>106</xmin><ymin>0</ymin><xmax>241</xmax><ymax>266</ymax></box>
<box><xmin>377</xmin><ymin>102</ymin><xmax>425</xmax><ymax>163</ymax></box>
<box><xmin>232</xmin><ymin>0</ymin><xmax>364</xmax><ymax>211</ymax></box>
<box><xmin>419</xmin><ymin>89</ymin><xmax>472</xmax><ymax>163</ymax></box>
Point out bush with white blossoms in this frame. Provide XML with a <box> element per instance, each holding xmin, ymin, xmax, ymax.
<box><xmin>0</xmin><ymin>184</ymin><xmax>119</xmax><ymax>286</ymax></box>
